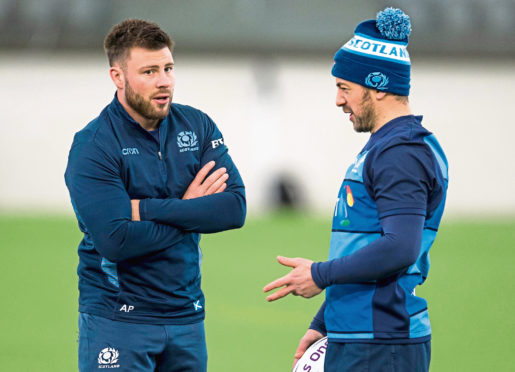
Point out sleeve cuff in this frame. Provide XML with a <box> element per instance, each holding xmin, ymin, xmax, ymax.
<box><xmin>309</xmin><ymin>318</ymin><xmax>327</xmax><ymax>336</ymax></box>
<box><xmin>139</xmin><ymin>198</ymin><xmax>182</xmax><ymax>222</ymax></box>
<box><xmin>139</xmin><ymin>199</ymin><xmax>150</xmax><ymax>221</ymax></box>
<box><xmin>311</xmin><ymin>262</ymin><xmax>329</xmax><ymax>289</ymax></box>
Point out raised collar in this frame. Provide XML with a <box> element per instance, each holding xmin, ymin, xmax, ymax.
<box><xmin>364</xmin><ymin>115</ymin><xmax>423</xmax><ymax>150</ymax></box>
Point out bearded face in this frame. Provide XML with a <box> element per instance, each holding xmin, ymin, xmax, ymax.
<box><xmin>114</xmin><ymin>47</ymin><xmax>175</xmax><ymax>129</ymax></box>
<box><xmin>124</xmin><ymin>78</ymin><xmax>172</xmax><ymax>122</ymax></box>
<box><xmin>351</xmin><ymin>89</ymin><xmax>377</xmax><ymax>133</ymax></box>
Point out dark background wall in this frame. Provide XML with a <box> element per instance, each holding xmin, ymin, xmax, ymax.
<box><xmin>1</xmin><ymin>0</ymin><xmax>514</xmax><ymax>56</ymax></box>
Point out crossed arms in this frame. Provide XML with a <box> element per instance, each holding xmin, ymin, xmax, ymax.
<box><xmin>131</xmin><ymin>160</ymin><xmax>227</xmax><ymax>221</ymax></box>
<box><xmin>131</xmin><ymin>160</ymin><xmax>245</xmax><ymax>233</ymax></box>
<box><xmin>65</xmin><ymin>140</ymin><xmax>245</xmax><ymax>263</ymax></box>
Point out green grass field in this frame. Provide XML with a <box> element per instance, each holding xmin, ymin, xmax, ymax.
<box><xmin>0</xmin><ymin>212</ymin><xmax>514</xmax><ymax>371</ymax></box>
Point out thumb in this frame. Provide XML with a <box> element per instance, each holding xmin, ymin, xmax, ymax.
<box><xmin>277</xmin><ymin>256</ymin><xmax>298</xmax><ymax>268</ymax></box>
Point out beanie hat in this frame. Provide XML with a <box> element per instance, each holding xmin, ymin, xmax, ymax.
<box><xmin>331</xmin><ymin>8</ymin><xmax>412</xmax><ymax>96</ymax></box>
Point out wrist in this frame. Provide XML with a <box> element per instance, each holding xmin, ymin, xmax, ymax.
<box><xmin>131</xmin><ymin>199</ymin><xmax>140</xmax><ymax>221</ymax></box>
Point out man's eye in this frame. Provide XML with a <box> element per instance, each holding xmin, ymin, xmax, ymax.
<box><xmin>165</xmin><ymin>66</ymin><xmax>174</xmax><ymax>72</ymax></box>
<box><xmin>144</xmin><ymin>70</ymin><xmax>153</xmax><ymax>75</ymax></box>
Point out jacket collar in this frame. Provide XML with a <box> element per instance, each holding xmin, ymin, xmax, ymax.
<box><xmin>364</xmin><ymin>115</ymin><xmax>423</xmax><ymax>150</ymax></box>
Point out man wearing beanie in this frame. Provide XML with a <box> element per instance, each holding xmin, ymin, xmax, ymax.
<box><xmin>264</xmin><ymin>8</ymin><xmax>448</xmax><ymax>372</ymax></box>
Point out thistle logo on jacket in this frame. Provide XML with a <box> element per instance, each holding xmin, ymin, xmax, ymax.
<box><xmin>98</xmin><ymin>347</ymin><xmax>120</xmax><ymax>367</ymax></box>
<box><xmin>177</xmin><ymin>131</ymin><xmax>199</xmax><ymax>152</ymax></box>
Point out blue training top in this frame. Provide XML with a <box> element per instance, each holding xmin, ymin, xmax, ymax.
<box><xmin>311</xmin><ymin>115</ymin><xmax>448</xmax><ymax>344</ymax></box>
<box><xmin>65</xmin><ymin>94</ymin><xmax>246</xmax><ymax>325</ymax></box>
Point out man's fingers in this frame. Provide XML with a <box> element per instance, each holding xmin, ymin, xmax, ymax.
<box><xmin>182</xmin><ymin>162</ymin><xmax>227</xmax><ymax>200</ymax></box>
<box><xmin>201</xmin><ymin>167</ymin><xmax>227</xmax><ymax>188</ymax></box>
<box><xmin>295</xmin><ymin>338</ymin><xmax>312</xmax><ymax>357</ymax></box>
<box><xmin>292</xmin><ymin>358</ymin><xmax>300</xmax><ymax>370</ymax></box>
<box><xmin>205</xmin><ymin>173</ymin><xmax>229</xmax><ymax>195</ymax></box>
<box><xmin>293</xmin><ymin>343</ymin><xmax>309</xmax><ymax>368</ymax></box>
<box><xmin>263</xmin><ymin>275</ymin><xmax>289</xmax><ymax>293</ymax></box>
<box><xmin>265</xmin><ymin>285</ymin><xmax>294</xmax><ymax>302</ymax></box>
<box><xmin>192</xmin><ymin>161</ymin><xmax>216</xmax><ymax>185</ymax></box>
<box><xmin>277</xmin><ymin>255</ymin><xmax>298</xmax><ymax>268</ymax></box>
<box><xmin>294</xmin><ymin>347</ymin><xmax>307</xmax><ymax>360</ymax></box>
<box><xmin>292</xmin><ymin>333</ymin><xmax>320</xmax><ymax>369</ymax></box>
<box><xmin>214</xmin><ymin>183</ymin><xmax>227</xmax><ymax>194</ymax></box>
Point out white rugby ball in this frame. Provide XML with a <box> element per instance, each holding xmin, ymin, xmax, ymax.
<box><xmin>292</xmin><ymin>336</ymin><xmax>328</xmax><ymax>372</ymax></box>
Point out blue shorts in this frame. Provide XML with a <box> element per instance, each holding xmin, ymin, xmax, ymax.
<box><xmin>78</xmin><ymin>313</ymin><xmax>207</xmax><ymax>372</ymax></box>
<box><xmin>324</xmin><ymin>341</ymin><xmax>431</xmax><ymax>372</ymax></box>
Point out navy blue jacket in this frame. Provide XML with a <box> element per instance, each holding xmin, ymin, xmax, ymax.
<box><xmin>65</xmin><ymin>95</ymin><xmax>246</xmax><ymax>324</ymax></box>
<box><xmin>310</xmin><ymin>116</ymin><xmax>448</xmax><ymax>342</ymax></box>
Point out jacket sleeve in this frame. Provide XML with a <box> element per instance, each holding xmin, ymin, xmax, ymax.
<box><xmin>311</xmin><ymin>143</ymin><xmax>433</xmax><ymax>287</ymax></box>
<box><xmin>311</xmin><ymin>214</ymin><xmax>424</xmax><ymax>287</ymax></box>
<box><xmin>309</xmin><ymin>301</ymin><xmax>327</xmax><ymax>335</ymax></box>
<box><xmin>139</xmin><ymin>115</ymin><xmax>246</xmax><ymax>233</ymax></box>
<box><xmin>65</xmin><ymin>138</ymin><xmax>185</xmax><ymax>262</ymax></box>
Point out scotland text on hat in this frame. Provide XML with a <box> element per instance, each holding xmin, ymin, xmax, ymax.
<box><xmin>342</xmin><ymin>34</ymin><xmax>410</xmax><ymax>65</ymax></box>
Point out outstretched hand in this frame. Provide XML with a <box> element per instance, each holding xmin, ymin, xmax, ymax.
<box><xmin>263</xmin><ymin>256</ymin><xmax>322</xmax><ymax>302</ymax></box>
<box><xmin>183</xmin><ymin>161</ymin><xmax>228</xmax><ymax>200</ymax></box>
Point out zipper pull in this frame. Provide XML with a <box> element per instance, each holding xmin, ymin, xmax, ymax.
<box><xmin>158</xmin><ymin>151</ymin><xmax>162</xmax><ymax>160</ymax></box>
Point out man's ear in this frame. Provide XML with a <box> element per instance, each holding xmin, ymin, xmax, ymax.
<box><xmin>109</xmin><ymin>65</ymin><xmax>124</xmax><ymax>89</ymax></box>
<box><xmin>374</xmin><ymin>90</ymin><xmax>388</xmax><ymax>100</ymax></box>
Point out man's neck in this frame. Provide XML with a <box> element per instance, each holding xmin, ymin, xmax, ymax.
<box><xmin>371</xmin><ymin>103</ymin><xmax>412</xmax><ymax>134</ymax></box>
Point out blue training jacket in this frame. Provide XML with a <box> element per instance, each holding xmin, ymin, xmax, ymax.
<box><xmin>65</xmin><ymin>94</ymin><xmax>246</xmax><ymax>324</ymax></box>
<box><xmin>325</xmin><ymin>115</ymin><xmax>448</xmax><ymax>343</ymax></box>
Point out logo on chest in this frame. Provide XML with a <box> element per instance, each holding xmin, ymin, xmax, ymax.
<box><xmin>122</xmin><ymin>148</ymin><xmax>139</xmax><ymax>156</ymax></box>
<box><xmin>177</xmin><ymin>131</ymin><xmax>199</xmax><ymax>152</ymax></box>
<box><xmin>335</xmin><ymin>185</ymin><xmax>355</xmax><ymax>227</ymax></box>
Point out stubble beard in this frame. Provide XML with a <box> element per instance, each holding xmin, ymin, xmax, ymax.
<box><xmin>125</xmin><ymin>79</ymin><xmax>172</xmax><ymax>121</ymax></box>
<box><xmin>352</xmin><ymin>90</ymin><xmax>377</xmax><ymax>133</ymax></box>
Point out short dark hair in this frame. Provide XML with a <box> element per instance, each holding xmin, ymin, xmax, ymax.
<box><xmin>365</xmin><ymin>88</ymin><xmax>409</xmax><ymax>104</ymax></box>
<box><xmin>389</xmin><ymin>93</ymin><xmax>409</xmax><ymax>104</ymax></box>
<box><xmin>103</xmin><ymin>19</ymin><xmax>174</xmax><ymax>66</ymax></box>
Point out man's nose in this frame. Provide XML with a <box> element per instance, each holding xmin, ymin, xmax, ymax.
<box><xmin>156</xmin><ymin>71</ymin><xmax>172</xmax><ymax>88</ymax></box>
<box><xmin>336</xmin><ymin>92</ymin><xmax>346</xmax><ymax>107</ymax></box>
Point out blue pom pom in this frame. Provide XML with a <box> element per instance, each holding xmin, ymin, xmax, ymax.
<box><xmin>376</xmin><ymin>7</ymin><xmax>412</xmax><ymax>40</ymax></box>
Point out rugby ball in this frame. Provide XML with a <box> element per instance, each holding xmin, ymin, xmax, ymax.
<box><xmin>292</xmin><ymin>336</ymin><xmax>328</xmax><ymax>372</ymax></box>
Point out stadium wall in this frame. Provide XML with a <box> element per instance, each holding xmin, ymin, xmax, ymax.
<box><xmin>1</xmin><ymin>53</ymin><xmax>513</xmax><ymax>216</ymax></box>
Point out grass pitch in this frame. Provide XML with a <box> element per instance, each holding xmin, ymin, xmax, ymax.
<box><xmin>0</xmin><ymin>212</ymin><xmax>513</xmax><ymax>371</ymax></box>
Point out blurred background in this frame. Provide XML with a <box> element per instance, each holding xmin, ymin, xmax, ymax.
<box><xmin>0</xmin><ymin>0</ymin><xmax>514</xmax><ymax>371</ymax></box>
